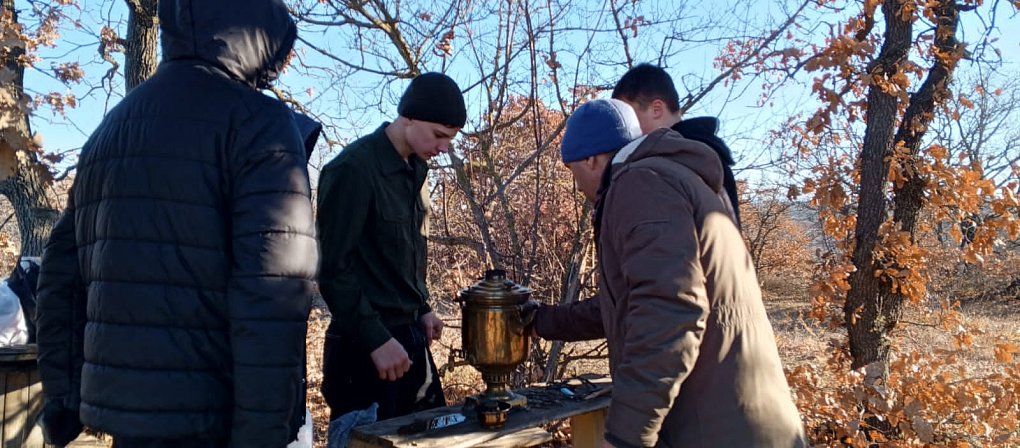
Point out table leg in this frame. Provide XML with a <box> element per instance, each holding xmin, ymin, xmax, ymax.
<box><xmin>570</xmin><ymin>408</ymin><xmax>607</xmax><ymax>448</ymax></box>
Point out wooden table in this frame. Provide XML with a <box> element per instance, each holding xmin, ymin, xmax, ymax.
<box><xmin>350</xmin><ymin>380</ymin><xmax>611</xmax><ymax>448</ymax></box>
<box><xmin>0</xmin><ymin>344</ymin><xmax>49</xmax><ymax>448</ymax></box>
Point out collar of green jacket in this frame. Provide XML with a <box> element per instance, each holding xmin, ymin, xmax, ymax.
<box><xmin>373</xmin><ymin>123</ymin><xmax>427</xmax><ymax>176</ymax></box>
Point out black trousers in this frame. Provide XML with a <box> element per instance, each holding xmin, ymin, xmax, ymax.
<box><xmin>321</xmin><ymin>323</ymin><xmax>446</xmax><ymax>421</ymax></box>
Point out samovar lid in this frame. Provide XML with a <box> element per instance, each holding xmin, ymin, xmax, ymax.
<box><xmin>459</xmin><ymin>269</ymin><xmax>531</xmax><ymax>304</ymax></box>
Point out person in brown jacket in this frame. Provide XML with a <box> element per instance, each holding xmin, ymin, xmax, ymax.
<box><xmin>533</xmin><ymin>98</ymin><xmax>806</xmax><ymax>448</ymax></box>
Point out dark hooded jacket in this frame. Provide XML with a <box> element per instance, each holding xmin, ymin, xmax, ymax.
<box><xmin>673</xmin><ymin>117</ymin><xmax>741</xmax><ymax>229</ymax></box>
<box><xmin>35</xmin><ymin>0</ymin><xmax>317</xmax><ymax>446</ymax></box>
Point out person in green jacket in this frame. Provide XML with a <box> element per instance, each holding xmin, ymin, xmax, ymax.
<box><xmin>317</xmin><ymin>73</ymin><xmax>466</xmax><ymax>422</ymax></box>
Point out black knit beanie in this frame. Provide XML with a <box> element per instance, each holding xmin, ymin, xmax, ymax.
<box><xmin>397</xmin><ymin>72</ymin><xmax>467</xmax><ymax>128</ymax></box>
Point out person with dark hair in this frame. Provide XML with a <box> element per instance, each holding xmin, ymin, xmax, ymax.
<box><xmin>612</xmin><ymin>63</ymin><xmax>743</xmax><ymax>229</ymax></box>
<box><xmin>317</xmin><ymin>72</ymin><xmax>466</xmax><ymax>422</ymax></box>
<box><xmin>34</xmin><ymin>1</ymin><xmax>319</xmax><ymax>446</ymax></box>
<box><xmin>532</xmin><ymin>99</ymin><xmax>806</xmax><ymax>447</ymax></box>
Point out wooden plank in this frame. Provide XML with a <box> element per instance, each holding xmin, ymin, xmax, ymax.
<box><xmin>0</xmin><ymin>342</ymin><xmax>44</xmax><ymax>447</ymax></box>
<box><xmin>1</xmin><ymin>370</ymin><xmax>8</xmax><ymax>445</ymax></box>
<box><xmin>17</xmin><ymin>371</ymin><xmax>32</xmax><ymax>447</ymax></box>
<box><xmin>474</xmin><ymin>427</ymin><xmax>553</xmax><ymax>448</ymax></box>
<box><xmin>25</xmin><ymin>369</ymin><xmax>45</xmax><ymax>448</ymax></box>
<box><xmin>25</xmin><ymin>421</ymin><xmax>46</xmax><ymax>448</ymax></box>
<box><xmin>0</xmin><ymin>345</ymin><xmax>38</xmax><ymax>364</ymax></box>
<box><xmin>4</xmin><ymin>370</ymin><xmax>30</xmax><ymax>448</ymax></box>
<box><xmin>66</xmin><ymin>434</ymin><xmax>110</xmax><ymax>447</ymax></box>
<box><xmin>570</xmin><ymin>408</ymin><xmax>607</xmax><ymax>448</ymax></box>
<box><xmin>351</xmin><ymin>384</ymin><xmax>611</xmax><ymax>448</ymax></box>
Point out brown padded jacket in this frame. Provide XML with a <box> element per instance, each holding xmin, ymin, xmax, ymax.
<box><xmin>535</xmin><ymin>128</ymin><xmax>806</xmax><ymax>447</ymax></box>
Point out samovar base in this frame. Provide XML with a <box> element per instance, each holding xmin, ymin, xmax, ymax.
<box><xmin>463</xmin><ymin>390</ymin><xmax>528</xmax><ymax>411</ymax></box>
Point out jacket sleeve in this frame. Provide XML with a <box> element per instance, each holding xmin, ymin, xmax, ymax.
<box><xmin>35</xmin><ymin>190</ymin><xmax>86</xmax><ymax>446</ymax></box>
<box><xmin>602</xmin><ymin>169</ymin><xmax>709</xmax><ymax>448</ymax></box>
<box><xmin>316</xmin><ymin>161</ymin><xmax>392</xmax><ymax>352</ymax></box>
<box><xmin>226</xmin><ymin>113</ymin><xmax>318</xmax><ymax>448</ymax></box>
<box><xmin>533</xmin><ymin>293</ymin><xmax>605</xmax><ymax>341</ymax></box>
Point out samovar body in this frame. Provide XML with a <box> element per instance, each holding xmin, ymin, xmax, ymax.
<box><xmin>458</xmin><ymin>269</ymin><xmax>532</xmax><ymax>407</ymax></box>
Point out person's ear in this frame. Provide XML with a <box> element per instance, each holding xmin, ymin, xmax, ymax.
<box><xmin>651</xmin><ymin>99</ymin><xmax>666</xmax><ymax>121</ymax></box>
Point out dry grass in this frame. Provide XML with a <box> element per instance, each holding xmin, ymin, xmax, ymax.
<box><xmin>764</xmin><ymin>274</ymin><xmax>1020</xmax><ymax>445</ymax></box>
<box><xmin>762</xmin><ymin>274</ymin><xmax>1020</xmax><ymax>373</ymax></box>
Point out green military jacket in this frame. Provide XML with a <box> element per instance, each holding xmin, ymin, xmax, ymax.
<box><xmin>317</xmin><ymin>123</ymin><xmax>432</xmax><ymax>352</ymax></box>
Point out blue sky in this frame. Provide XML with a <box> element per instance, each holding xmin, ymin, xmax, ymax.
<box><xmin>22</xmin><ymin>0</ymin><xmax>1020</xmax><ymax>185</ymax></box>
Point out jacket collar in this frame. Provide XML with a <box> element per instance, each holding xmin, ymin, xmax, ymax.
<box><xmin>373</xmin><ymin>123</ymin><xmax>425</xmax><ymax>176</ymax></box>
<box><xmin>608</xmin><ymin>128</ymin><xmax>723</xmax><ymax>193</ymax></box>
<box><xmin>611</xmin><ymin>135</ymin><xmax>648</xmax><ymax>165</ymax></box>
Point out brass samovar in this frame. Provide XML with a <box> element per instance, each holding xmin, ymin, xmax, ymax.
<box><xmin>458</xmin><ymin>269</ymin><xmax>534</xmax><ymax>409</ymax></box>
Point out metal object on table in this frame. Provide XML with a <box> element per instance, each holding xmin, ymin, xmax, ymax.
<box><xmin>396</xmin><ymin>412</ymin><xmax>468</xmax><ymax>435</ymax></box>
<box><xmin>476</xmin><ymin>400</ymin><xmax>512</xmax><ymax>429</ymax></box>
<box><xmin>429</xmin><ymin>412</ymin><xmax>467</xmax><ymax>430</ymax></box>
<box><xmin>456</xmin><ymin>269</ymin><xmax>535</xmax><ymax>411</ymax></box>
<box><xmin>582</xmin><ymin>385</ymin><xmax>613</xmax><ymax>400</ymax></box>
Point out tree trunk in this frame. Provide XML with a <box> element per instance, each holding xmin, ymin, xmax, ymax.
<box><xmin>124</xmin><ymin>0</ymin><xmax>159</xmax><ymax>92</ymax></box>
<box><xmin>892</xmin><ymin>0</ymin><xmax>960</xmax><ymax>232</ymax></box>
<box><xmin>844</xmin><ymin>0</ymin><xmax>914</xmax><ymax>370</ymax></box>
<box><xmin>1</xmin><ymin>0</ymin><xmax>60</xmax><ymax>258</ymax></box>
<box><xmin>845</xmin><ymin>0</ymin><xmax>963</xmax><ymax>372</ymax></box>
<box><xmin>0</xmin><ymin>170</ymin><xmax>59</xmax><ymax>257</ymax></box>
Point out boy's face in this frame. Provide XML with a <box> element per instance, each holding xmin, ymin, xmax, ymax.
<box><xmin>406</xmin><ymin>119</ymin><xmax>460</xmax><ymax>160</ymax></box>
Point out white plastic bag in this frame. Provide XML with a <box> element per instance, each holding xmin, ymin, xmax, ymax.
<box><xmin>0</xmin><ymin>280</ymin><xmax>28</xmax><ymax>346</ymax></box>
<box><xmin>286</xmin><ymin>408</ymin><xmax>314</xmax><ymax>448</ymax></box>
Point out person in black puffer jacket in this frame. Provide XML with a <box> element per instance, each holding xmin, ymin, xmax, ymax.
<box><xmin>34</xmin><ymin>1</ymin><xmax>318</xmax><ymax>447</ymax></box>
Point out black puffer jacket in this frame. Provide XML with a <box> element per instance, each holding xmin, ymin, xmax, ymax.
<box><xmin>35</xmin><ymin>0</ymin><xmax>317</xmax><ymax>446</ymax></box>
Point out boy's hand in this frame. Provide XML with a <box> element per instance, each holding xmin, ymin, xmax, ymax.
<box><xmin>370</xmin><ymin>338</ymin><xmax>411</xmax><ymax>381</ymax></box>
<box><xmin>420</xmin><ymin>312</ymin><xmax>444</xmax><ymax>345</ymax></box>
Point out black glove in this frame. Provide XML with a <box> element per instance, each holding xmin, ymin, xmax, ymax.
<box><xmin>39</xmin><ymin>399</ymin><xmax>83</xmax><ymax>447</ymax></box>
